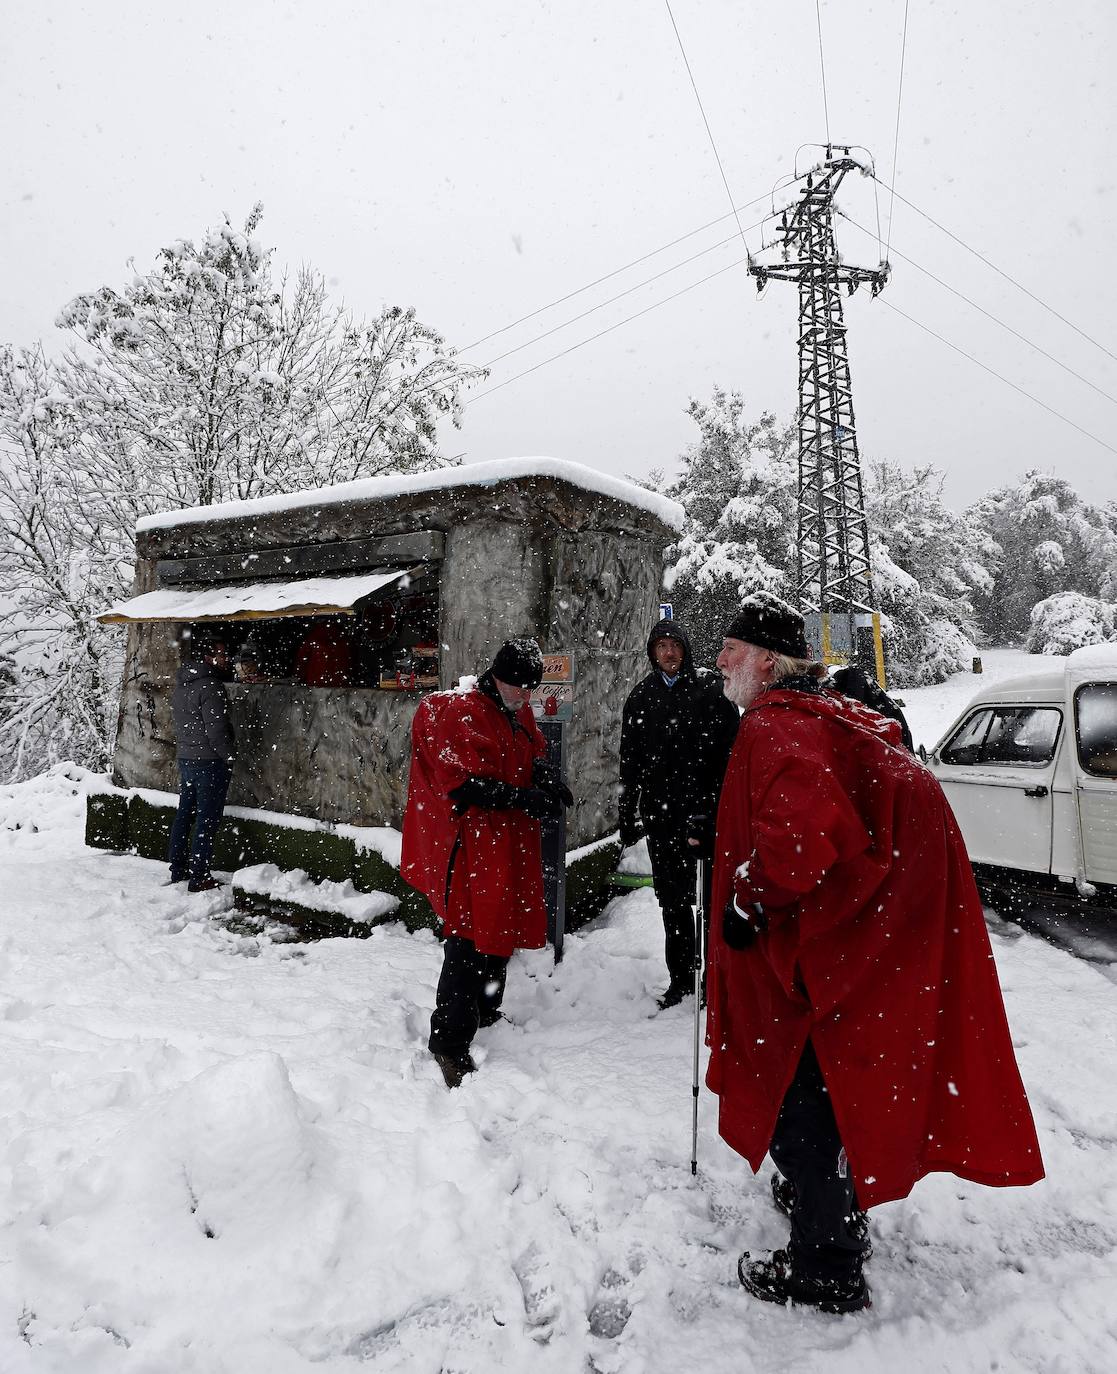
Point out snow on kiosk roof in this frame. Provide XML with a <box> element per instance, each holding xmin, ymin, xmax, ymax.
<box><xmin>134</xmin><ymin>457</ymin><xmax>684</xmax><ymax>534</ymax></box>
<box><xmin>108</xmin><ymin>455</ymin><xmax>680</xmax><ymax>850</ymax></box>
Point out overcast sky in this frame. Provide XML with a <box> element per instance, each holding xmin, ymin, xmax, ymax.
<box><xmin>3</xmin><ymin>0</ymin><xmax>1115</xmax><ymax>508</ymax></box>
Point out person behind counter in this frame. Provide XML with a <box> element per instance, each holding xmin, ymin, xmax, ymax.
<box><xmin>294</xmin><ymin>619</ymin><xmax>353</xmax><ymax>687</ymax></box>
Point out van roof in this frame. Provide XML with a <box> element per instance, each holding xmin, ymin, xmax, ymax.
<box><xmin>967</xmin><ymin>670</ymin><xmax>1066</xmax><ymax>704</ymax></box>
<box><xmin>1066</xmin><ymin>642</ymin><xmax>1117</xmax><ymax>682</ymax></box>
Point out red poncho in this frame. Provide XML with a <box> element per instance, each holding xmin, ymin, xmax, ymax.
<box><xmin>401</xmin><ymin>685</ymin><xmax>548</xmax><ymax>957</ymax></box>
<box><xmin>706</xmin><ymin>684</ymin><xmax>1044</xmax><ymax>1210</ymax></box>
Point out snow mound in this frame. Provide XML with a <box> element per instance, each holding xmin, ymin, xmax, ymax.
<box><xmin>0</xmin><ymin>762</ymin><xmax>105</xmax><ymax>853</ymax></box>
<box><xmin>234</xmin><ymin>863</ymin><xmax>399</xmax><ymax>922</ymax></box>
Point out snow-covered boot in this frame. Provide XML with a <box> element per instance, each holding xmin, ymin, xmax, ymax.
<box><xmin>769</xmin><ymin>1172</ymin><xmax>872</xmax><ymax>1259</ymax></box>
<box><xmin>737</xmin><ymin>1248</ymin><xmax>870</xmax><ymax>1315</ymax></box>
<box><xmin>431</xmin><ymin>1050</ymin><xmax>475</xmax><ymax>1089</ymax></box>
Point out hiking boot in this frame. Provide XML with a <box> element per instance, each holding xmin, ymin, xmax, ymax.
<box><xmin>477</xmin><ymin>1007</ymin><xmax>507</xmax><ymax>1029</ymax></box>
<box><xmin>737</xmin><ymin>1248</ymin><xmax>870</xmax><ymax>1315</ymax></box>
<box><xmin>655</xmin><ymin>983</ymin><xmax>691</xmax><ymax>1012</ymax></box>
<box><xmin>187</xmin><ymin>876</ymin><xmax>223</xmax><ymax>893</ymax></box>
<box><xmin>769</xmin><ymin>1173</ymin><xmax>873</xmax><ymax>1260</ymax></box>
<box><xmin>431</xmin><ymin>1050</ymin><xmax>476</xmax><ymax>1090</ymax></box>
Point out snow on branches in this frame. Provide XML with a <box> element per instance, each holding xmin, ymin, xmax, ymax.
<box><xmin>57</xmin><ymin>204</ymin><xmax>486</xmax><ymax>510</ymax></box>
<box><xmin>0</xmin><ymin>206</ymin><xmax>485</xmax><ymax>778</ymax></box>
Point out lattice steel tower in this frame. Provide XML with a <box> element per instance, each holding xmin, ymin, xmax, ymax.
<box><xmin>750</xmin><ymin>147</ymin><xmax>889</xmax><ymax>667</ymax></box>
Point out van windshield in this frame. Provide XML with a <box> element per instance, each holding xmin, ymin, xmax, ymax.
<box><xmin>1075</xmin><ymin>684</ymin><xmax>1117</xmax><ymax>778</ymax></box>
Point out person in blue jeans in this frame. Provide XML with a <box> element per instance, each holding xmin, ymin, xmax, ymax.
<box><xmin>168</xmin><ymin>633</ymin><xmax>237</xmax><ymax>892</ymax></box>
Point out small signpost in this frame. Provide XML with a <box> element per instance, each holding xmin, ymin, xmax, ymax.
<box><xmin>533</xmin><ymin>651</ymin><xmax>574</xmax><ymax>963</ymax></box>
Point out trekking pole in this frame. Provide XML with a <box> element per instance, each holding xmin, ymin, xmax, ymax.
<box><xmin>691</xmin><ymin>855</ymin><xmax>706</xmax><ymax>1176</ymax></box>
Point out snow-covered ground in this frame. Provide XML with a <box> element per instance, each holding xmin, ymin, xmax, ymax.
<box><xmin>1</xmin><ymin>651</ymin><xmax>1115</xmax><ymax>1372</ymax></box>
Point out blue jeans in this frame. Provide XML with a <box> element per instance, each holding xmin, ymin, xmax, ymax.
<box><xmin>168</xmin><ymin>760</ymin><xmax>232</xmax><ymax>885</ymax></box>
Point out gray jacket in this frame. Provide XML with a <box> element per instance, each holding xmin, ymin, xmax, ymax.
<box><xmin>172</xmin><ymin>662</ymin><xmax>236</xmax><ymax>762</ymax></box>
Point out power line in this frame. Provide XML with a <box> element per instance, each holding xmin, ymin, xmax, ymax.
<box><xmin>885</xmin><ymin>0</ymin><xmax>911</xmax><ymax>260</ymax></box>
<box><xmin>482</xmin><ymin>219</ymin><xmax>765</xmax><ymax>370</ymax></box>
<box><xmin>664</xmin><ymin>0</ymin><xmax>751</xmax><ymax>250</ymax></box>
<box><xmin>815</xmin><ymin>0</ymin><xmax>832</xmax><ymax>147</ymax></box>
<box><xmin>871</xmin><ymin>175</ymin><xmax>1117</xmax><ymax>365</ymax></box>
<box><xmin>837</xmin><ymin>210</ymin><xmax>1117</xmax><ymax>407</ymax></box>
<box><xmin>460</xmin><ymin>188</ymin><xmax>773</xmax><ymax>353</ymax></box>
<box><xmin>878</xmin><ymin>298</ymin><xmax>1117</xmax><ymax>457</ymax></box>
<box><xmin>465</xmin><ymin>252</ymin><xmax>751</xmax><ymax>407</ymax></box>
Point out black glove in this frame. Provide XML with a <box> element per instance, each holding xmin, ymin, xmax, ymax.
<box><xmin>450</xmin><ymin>776</ymin><xmax>564</xmax><ymax>820</ymax></box>
<box><xmin>513</xmin><ymin>786</ymin><xmax>564</xmax><ymax>820</ymax></box>
<box><xmin>449</xmin><ymin>776</ymin><xmax>519</xmax><ymax>814</ymax></box>
<box><xmin>722</xmin><ymin>897</ymin><xmax>765</xmax><ymax>950</ymax></box>
<box><xmin>685</xmin><ymin>812</ymin><xmax>715</xmax><ymax>860</ymax></box>
<box><xmin>618</xmin><ymin>789</ymin><xmax>643</xmax><ymax>848</ymax></box>
<box><xmin>532</xmin><ymin>757</ymin><xmax>574</xmax><ymax>808</ymax></box>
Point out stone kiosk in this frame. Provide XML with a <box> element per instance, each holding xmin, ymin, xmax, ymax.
<box><xmin>88</xmin><ymin>458</ymin><xmax>682</xmax><ymax>932</ymax></box>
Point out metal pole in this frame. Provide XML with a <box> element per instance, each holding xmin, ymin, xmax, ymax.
<box><xmin>690</xmin><ymin>856</ymin><xmax>706</xmax><ymax>1176</ymax></box>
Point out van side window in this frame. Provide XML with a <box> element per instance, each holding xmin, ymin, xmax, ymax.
<box><xmin>940</xmin><ymin>709</ymin><xmax>993</xmax><ymax>766</ymax></box>
<box><xmin>941</xmin><ymin>706</ymin><xmax>1061</xmax><ymax>767</ymax></box>
<box><xmin>1075</xmin><ymin>684</ymin><xmax>1117</xmax><ymax>778</ymax></box>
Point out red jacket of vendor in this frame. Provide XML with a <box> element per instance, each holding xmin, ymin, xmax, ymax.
<box><xmin>401</xmin><ymin>680</ymin><xmax>548</xmax><ymax>958</ymax></box>
<box><xmin>706</xmin><ymin>681</ymin><xmax>1045</xmax><ymax>1210</ymax></box>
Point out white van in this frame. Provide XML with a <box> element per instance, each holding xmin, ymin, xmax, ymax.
<box><xmin>927</xmin><ymin>645</ymin><xmax>1117</xmax><ymax>910</ymax></box>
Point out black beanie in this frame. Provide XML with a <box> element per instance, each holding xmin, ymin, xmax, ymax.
<box><xmin>723</xmin><ymin>592</ymin><xmax>811</xmax><ymax>658</ymax></box>
<box><xmin>490</xmin><ymin>638</ymin><xmax>545</xmax><ymax>688</ymax></box>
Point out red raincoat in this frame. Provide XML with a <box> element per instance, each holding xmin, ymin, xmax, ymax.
<box><xmin>401</xmin><ymin>684</ymin><xmax>548</xmax><ymax>957</ymax></box>
<box><xmin>706</xmin><ymin>684</ymin><xmax>1044</xmax><ymax>1210</ymax></box>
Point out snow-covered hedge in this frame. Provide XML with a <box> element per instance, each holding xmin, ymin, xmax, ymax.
<box><xmin>1025</xmin><ymin>592</ymin><xmax>1117</xmax><ymax>656</ymax></box>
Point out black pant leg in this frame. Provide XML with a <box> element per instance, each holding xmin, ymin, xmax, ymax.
<box><xmin>188</xmin><ymin>761</ymin><xmax>231</xmax><ymax>884</ymax></box>
<box><xmin>645</xmin><ymin>825</ymin><xmax>697</xmax><ymax>988</ymax></box>
<box><xmin>477</xmin><ymin>952</ymin><xmax>509</xmax><ymax>1023</ymax></box>
<box><xmin>168</xmin><ymin>766</ymin><xmax>197</xmax><ymax>879</ymax></box>
<box><xmin>429</xmin><ymin>936</ymin><xmax>487</xmax><ymax>1058</ymax></box>
<box><xmin>769</xmin><ymin>1041</ymin><xmax>863</xmax><ymax>1282</ymax></box>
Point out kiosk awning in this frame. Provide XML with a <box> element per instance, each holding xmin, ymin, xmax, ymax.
<box><xmin>96</xmin><ymin>569</ymin><xmax>413</xmax><ymax>625</ymax></box>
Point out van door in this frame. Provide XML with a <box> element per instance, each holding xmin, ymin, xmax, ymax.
<box><xmin>1073</xmin><ymin>683</ymin><xmax>1117</xmax><ymax>885</ymax></box>
<box><xmin>934</xmin><ymin>704</ymin><xmax>1062</xmax><ymax>874</ymax></box>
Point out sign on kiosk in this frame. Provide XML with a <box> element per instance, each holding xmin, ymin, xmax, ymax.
<box><xmin>532</xmin><ymin>651</ymin><xmax>574</xmax><ymax>721</ymax></box>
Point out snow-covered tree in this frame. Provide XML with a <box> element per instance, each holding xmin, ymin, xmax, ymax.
<box><xmin>58</xmin><ymin>204</ymin><xmax>486</xmax><ymax>510</ymax></box>
<box><xmin>865</xmin><ymin>460</ymin><xmax>997</xmax><ymax>686</ymax></box>
<box><xmin>663</xmin><ymin>389</ymin><xmax>796</xmax><ymax>665</ymax></box>
<box><xmin>1026</xmin><ymin>591</ymin><xmax>1117</xmax><ymax>655</ymax></box>
<box><xmin>968</xmin><ymin>472</ymin><xmax>1117</xmax><ymax>643</ymax></box>
<box><xmin>1</xmin><ymin>207</ymin><xmax>484</xmax><ymax>777</ymax></box>
<box><xmin>0</xmin><ymin>344</ymin><xmax>128</xmax><ymax>779</ymax></box>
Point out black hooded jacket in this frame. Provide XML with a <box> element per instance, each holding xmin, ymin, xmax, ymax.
<box><xmin>171</xmin><ymin>661</ymin><xmax>236</xmax><ymax>762</ymax></box>
<box><xmin>619</xmin><ymin>620</ymin><xmax>740</xmax><ymax>831</ymax></box>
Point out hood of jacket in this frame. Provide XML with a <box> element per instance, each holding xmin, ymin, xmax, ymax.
<box><xmin>646</xmin><ymin>619</ymin><xmax>695</xmax><ymax>677</ymax></box>
<box><xmin>749</xmin><ymin>678</ymin><xmax>904</xmax><ymax>747</ymax></box>
<box><xmin>176</xmin><ymin>661</ymin><xmax>223</xmax><ymax>689</ymax></box>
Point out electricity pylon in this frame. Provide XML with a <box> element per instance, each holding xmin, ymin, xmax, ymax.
<box><xmin>749</xmin><ymin>146</ymin><xmax>889</xmax><ymax>674</ymax></box>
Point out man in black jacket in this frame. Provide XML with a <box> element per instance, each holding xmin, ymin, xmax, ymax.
<box><xmin>168</xmin><ymin>633</ymin><xmax>237</xmax><ymax>892</ymax></box>
<box><xmin>619</xmin><ymin>618</ymin><xmax>740</xmax><ymax>1009</ymax></box>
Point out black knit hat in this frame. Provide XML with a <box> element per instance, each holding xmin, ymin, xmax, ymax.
<box><xmin>723</xmin><ymin>592</ymin><xmax>810</xmax><ymax>658</ymax></box>
<box><xmin>490</xmin><ymin>638</ymin><xmax>545</xmax><ymax>688</ymax></box>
